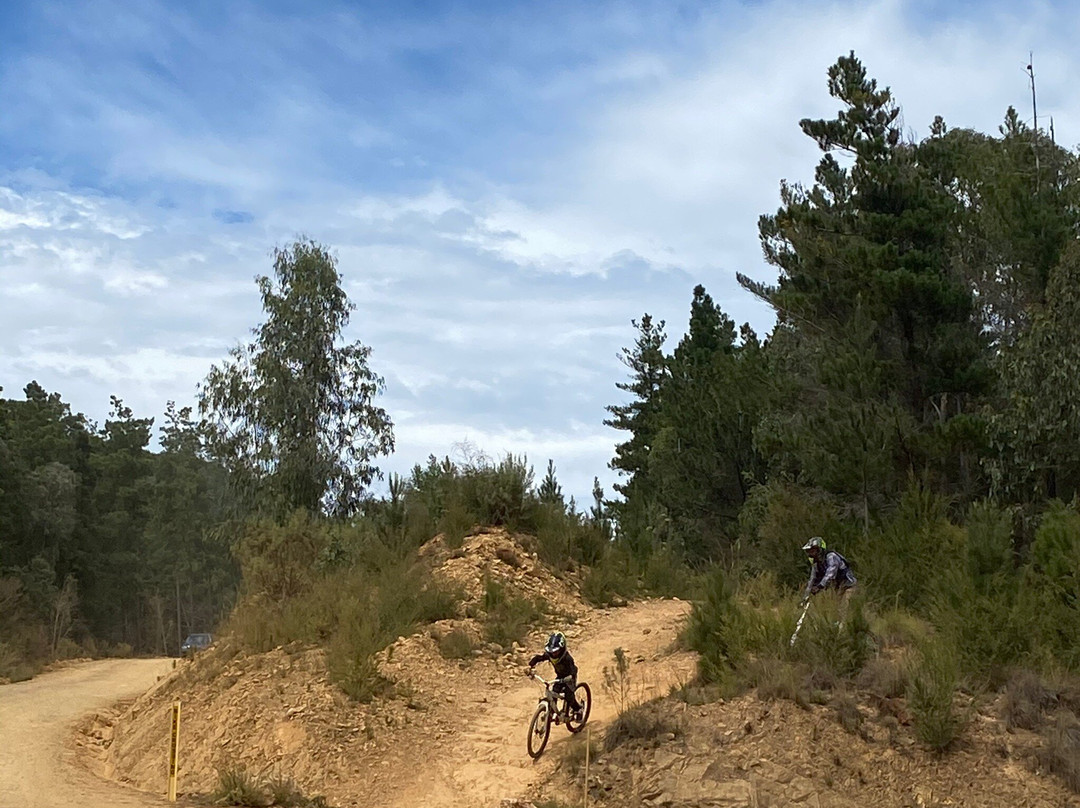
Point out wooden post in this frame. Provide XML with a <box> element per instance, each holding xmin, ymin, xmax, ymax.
<box><xmin>583</xmin><ymin>726</ymin><xmax>590</xmax><ymax>808</ymax></box>
<box><xmin>168</xmin><ymin>700</ymin><xmax>181</xmax><ymax>802</ymax></box>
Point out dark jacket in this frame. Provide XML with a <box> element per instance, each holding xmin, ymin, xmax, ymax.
<box><xmin>529</xmin><ymin>648</ymin><xmax>578</xmax><ymax>680</ymax></box>
<box><xmin>806</xmin><ymin>550</ymin><xmax>856</xmax><ymax>595</ymax></box>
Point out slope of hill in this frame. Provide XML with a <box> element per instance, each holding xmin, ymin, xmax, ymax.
<box><xmin>75</xmin><ymin>526</ymin><xmax>1079</xmax><ymax>808</ymax></box>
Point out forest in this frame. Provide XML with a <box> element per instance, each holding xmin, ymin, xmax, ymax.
<box><xmin>3</xmin><ymin>53</ymin><xmax>1080</xmax><ymax>729</ymax></box>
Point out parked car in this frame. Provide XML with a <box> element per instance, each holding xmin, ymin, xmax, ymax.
<box><xmin>180</xmin><ymin>633</ymin><xmax>212</xmax><ymax>658</ymax></box>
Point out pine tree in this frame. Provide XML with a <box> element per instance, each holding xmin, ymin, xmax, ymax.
<box><xmin>604</xmin><ymin>314</ymin><xmax>668</xmax><ymax>535</ymax></box>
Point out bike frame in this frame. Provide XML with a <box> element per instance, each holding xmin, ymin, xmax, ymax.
<box><xmin>530</xmin><ymin>673</ymin><xmax>570</xmax><ymax>721</ymax></box>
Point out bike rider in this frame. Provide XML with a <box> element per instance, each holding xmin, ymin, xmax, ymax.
<box><xmin>528</xmin><ymin>631</ymin><xmax>582</xmax><ymax>721</ymax></box>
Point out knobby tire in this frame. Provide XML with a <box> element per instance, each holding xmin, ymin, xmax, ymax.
<box><xmin>527</xmin><ymin>701</ymin><xmax>552</xmax><ymax>758</ymax></box>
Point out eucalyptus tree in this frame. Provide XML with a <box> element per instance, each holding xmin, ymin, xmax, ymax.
<box><xmin>200</xmin><ymin>239</ymin><xmax>394</xmax><ymax>519</ymax></box>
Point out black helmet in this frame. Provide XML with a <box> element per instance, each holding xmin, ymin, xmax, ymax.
<box><xmin>545</xmin><ymin>631</ymin><xmax>567</xmax><ymax>659</ymax></box>
<box><xmin>802</xmin><ymin>536</ymin><xmax>826</xmax><ymax>557</ymax></box>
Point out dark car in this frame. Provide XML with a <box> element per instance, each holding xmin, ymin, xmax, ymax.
<box><xmin>180</xmin><ymin>633</ymin><xmax>212</xmax><ymax>657</ymax></box>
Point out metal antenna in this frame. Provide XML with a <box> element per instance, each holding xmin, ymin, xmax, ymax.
<box><xmin>1027</xmin><ymin>54</ymin><xmax>1040</xmax><ymax>192</ymax></box>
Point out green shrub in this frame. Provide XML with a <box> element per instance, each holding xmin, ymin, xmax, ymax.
<box><xmin>906</xmin><ymin>636</ymin><xmax>963</xmax><ymax>752</ymax></box>
<box><xmin>799</xmin><ymin>594</ymin><xmax>873</xmax><ymax>679</ymax></box>
<box><xmin>740</xmin><ymin>656</ymin><xmax>803</xmax><ymax>703</ymax></box>
<box><xmin>642</xmin><ymin>547</ymin><xmax>697</xmax><ymax>598</ymax></box>
<box><xmin>437</xmin><ymin>628</ymin><xmax>476</xmax><ymax>660</ymax></box>
<box><xmin>580</xmin><ymin>553</ymin><xmax>636</xmax><ymax>607</ymax></box>
<box><xmin>1023</xmin><ymin>503</ymin><xmax>1080</xmax><ymax>670</ymax></box>
<box><xmin>561</xmin><ymin>733</ymin><xmax>602</xmax><ymax>775</ymax></box>
<box><xmin>870</xmin><ymin>607</ymin><xmax>930</xmax><ymax>649</ymax></box>
<box><xmin>736</xmin><ymin>481</ymin><xmax>849</xmax><ymax>590</ymax></box>
<box><xmin>436</xmin><ymin>500</ymin><xmax>475</xmax><ymax>549</ymax></box>
<box><xmin>212</xmin><ymin>768</ymin><xmax>267</xmax><ymax>806</ymax></box>
<box><xmin>686</xmin><ymin>567</ymin><xmax>750</xmax><ymax>685</ymax></box>
<box><xmin>327</xmin><ymin>617</ymin><xmax>390</xmax><ymax>703</ymax></box>
<box><xmin>602</xmin><ymin>647</ymin><xmax>634</xmax><ymax>714</ymax></box>
<box><xmin>853</xmin><ymin>484</ymin><xmax>964</xmax><ymax>612</ymax></box>
<box><xmin>265</xmin><ymin>774</ymin><xmax>306</xmax><ymax>807</ymax></box>
<box><xmin>481</xmin><ymin>577</ymin><xmax>544</xmax><ymax>650</ymax></box>
<box><xmin>604</xmin><ymin>699</ymin><xmax>680</xmax><ymax>752</ymax></box>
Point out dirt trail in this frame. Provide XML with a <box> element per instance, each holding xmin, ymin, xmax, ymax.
<box><xmin>382</xmin><ymin>598</ymin><xmax>694</xmax><ymax>808</ymax></box>
<box><xmin>0</xmin><ymin>659</ymin><xmax>174</xmax><ymax>808</ymax></box>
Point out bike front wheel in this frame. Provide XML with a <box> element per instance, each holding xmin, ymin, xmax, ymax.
<box><xmin>527</xmin><ymin>701</ymin><xmax>552</xmax><ymax>758</ymax></box>
<box><xmin>566</xmin><ymin>682</ymin><xmax>592</xmax><ymax>733</ymax></box>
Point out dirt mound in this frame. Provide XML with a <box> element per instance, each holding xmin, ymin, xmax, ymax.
<box><xmin>420</xmin><ymin>526</ymin><xmax>586</xmax><ymax>618</ymax></box>
<box><xmin>537</xmin><ymin>688</ymin><xmax>1079</xmax><ymax>808</ymax></box>
<box><xmin>79</xmin><ymin>527</ymin><xmax>609</xmax><ymax>807</ymax></box>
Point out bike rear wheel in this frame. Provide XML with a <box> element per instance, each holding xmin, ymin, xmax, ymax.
<box><xmin>567</xmin><ymin>682</ymin><xmax>592</xmax><ymax>733</ymax></box>
<box><xmin>527</xmin><ymin>701</ymin><xmax>552</xmax><ymax>758</ymax></box>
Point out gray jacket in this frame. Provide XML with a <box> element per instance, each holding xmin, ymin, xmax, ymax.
<box><xmin>806</xmin><ymin>550</ymin><xmax>856</xmax><ymax>595</ymax></box>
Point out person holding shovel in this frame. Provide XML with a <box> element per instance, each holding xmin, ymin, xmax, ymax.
<box><xmin>791</xmin><ymin>536</ymin><xmax>857</xmax><ymax>646</ymax></box>
<box><xmin>802</xmin><ymin>536</ymin><xmax>857</xmax><ymax>599</ymax></box>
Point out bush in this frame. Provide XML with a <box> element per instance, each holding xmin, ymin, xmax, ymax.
<box><xmin>740</xmin><ymin>656</ymin><xmax>803</xmax><ymax>703</ymax></box>
<box><xmin>602</xmin><ymin>648</ymin><xmax>634</xmax><ymax>714</ymax></box>
<box><xmin>436</xmin><ymin>500</ymin><xmax>475</xmax><ymax>549</ymax></box>
<box><xmin>212</xmin><ymin>768</ymin><xmax>267</xmax><ymax>806</ymax></box>
<box><xmin>1002</xmin><ymin>669</ymin><xmax>1052</xmax><ymax>731</ymax></box>
<box><xmin>906</xmin><ymin>636</ymin><xmax>963</xmax><ymax>752</ymax></box>
<box><xmin>857</xmin><ymin>655</ymin><xmax>908</xmax><ymax>700</ymax></box>
<box><xmin>642</xmin><ymin>547</ymin><xmax>697</xmax><ymax>598</ymax></box>
<box><xmin>685</xmin><ymin>567</ymin><xmax>748</xmax><ymax>685</ymax></box>
<box><xmin>736</xmin><ymin>481</ymin><xmax>845</xmax><ymax>590</ymax></box>
<box><xmin>798</xmin><ymin>594</ymin><xmax>873</xmax><ymax>679</ymax></box>
<box><xmin>604</xmin><ymin>699</ymin><xmax>680</xmax><ymax>752</ymax></box>
<box><xmin>832</xmin><ymin>691</ymin><xmax>866</xmax><ymax>736</ymax></box>
<box><xmin>481</xmin><ymin>577</ymin><xmax>545</xmax><ymax>651</ymax></box>
<box><xmin>852</xmin><ymin>484</ymin><xmax>964</xmax><ymax>612</ymax></box>
<box><xmin>561</xmin><ymin>733</ymin><xmax>602</xmax><ymax>775</ymax></box>
<box><xmin>580</xmin><ymin>552</ymin><xmax>637</xmax><ymax>607</ymax></box>
<box><xmin>1023</xmin><ymin>503</ymin><xmax>1080</xmax><ymax>670</ymax></box>
<box><xmin>870</xmin><ymin>608</ymin><xmax>930</xmax><ymax>649</ymax></box>
<box><xmin>1038</xmin><ymin>710</ymin><xmax>1080</xmax><ymax>793</ymax></box>
<box><xmin>436</xmin><ymin>628</ymin><xmax>476</xmax><ymax>660</ymax></box>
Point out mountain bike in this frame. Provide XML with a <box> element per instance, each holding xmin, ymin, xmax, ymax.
<box><xmin>526</xmin><ymin>672</ymin><xmax>592</xmax><ymax>759</ymax></box>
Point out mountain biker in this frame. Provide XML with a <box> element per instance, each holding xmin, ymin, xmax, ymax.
<box><xmin>528</xmin><ymin>631</ymin><xmax>582</xmax><ymax>720</ymax></box>
<box><xmin>802</xmin><ymin>536</ymin><xmax>857</xmax><ymax>600</ymax></box>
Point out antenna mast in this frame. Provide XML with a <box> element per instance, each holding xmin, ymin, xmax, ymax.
<box><xmin>1027</xmin><ymin>54</ymin><xmax>1040</xmax><ymax>192</ymax></box>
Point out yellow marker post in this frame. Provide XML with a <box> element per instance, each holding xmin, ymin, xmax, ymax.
<box><xmin>168</xmin><ymin>700</ymin><xmax>181</xmax><ymax>802</ymax></box>
<box><xmin>583</xmin><ymin>726</ymin><xmax>590</xmax><ymax>808</ymax></box>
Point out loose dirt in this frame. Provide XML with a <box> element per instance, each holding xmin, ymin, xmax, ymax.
<box><xmin>0</xmin><ymin>658</ymin><xmax>174</xmax><ymax>808</ymax></box>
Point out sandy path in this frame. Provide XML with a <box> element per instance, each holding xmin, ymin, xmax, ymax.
<box><xmin>0</xmin><ymin>659</ymin><xmax>175</xmax><ymax>808</ymax></box>
<box><xmin>386</xmin><ymin>598</ymin><xmax>694</xmax><ymax>808</ymax></box>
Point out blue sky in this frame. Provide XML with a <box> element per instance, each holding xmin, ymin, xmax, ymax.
<box><xmin>1</xmin><ymin>0</ymin><xmax>1076</xmax><ymax>504</ymax></box>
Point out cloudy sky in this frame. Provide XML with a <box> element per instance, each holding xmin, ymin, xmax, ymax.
<box><xmin>1</xmin><ymin>0</ymin><xmax>1075</xmax><ymax>504</ymax></box>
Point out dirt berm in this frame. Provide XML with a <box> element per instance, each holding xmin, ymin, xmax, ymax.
<box><xmin>77</xmin><ymin>528</ymin><xmax>1078</xmax><ymax>807</ymax></box>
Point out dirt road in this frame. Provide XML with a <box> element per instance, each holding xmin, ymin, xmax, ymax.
<box><xmin>0</xmin><ymin>659</ymin><xmax>174</xmax><ymax>808</ymax></box>
<box><xmin>383</xmin><ymin>598</ymin><xmax>695</xmax><ymax>808</ymax></box>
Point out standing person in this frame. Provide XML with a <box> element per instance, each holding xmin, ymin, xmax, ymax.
<box><xmin>802</xmin><ymin>536</ymin><xmax>857</xmax><ymax>600</ymax></box>
<box><xmin>528</xmin><ymin>631</ymin><xmax>582</xmax><ymax>720</ymax></box>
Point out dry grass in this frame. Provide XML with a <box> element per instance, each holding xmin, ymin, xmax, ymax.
<box><xmin>604</xmin><ymin>699</ymin><xmax>681</xmax><ymax>752</ymax></box>
<box><xmin>1002</xmin><ymin>669</ymin><xmax>1053</xmax><ymax>731</ymax></box>
<box><xmin>1038</xmin><ymin>711</ymin><xmax>1080</xmax><ymax>793</ymax></box>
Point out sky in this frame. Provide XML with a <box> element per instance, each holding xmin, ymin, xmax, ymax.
<box><xmin>1</xmin><ymin>0</ymin><xmax>1077</xmax><ymax>506</ymax></box>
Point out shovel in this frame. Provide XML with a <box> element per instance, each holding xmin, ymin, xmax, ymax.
<box><xmin>789</xmin><ymin>597</ymin><xmax>810</xmax><ymax>647</ymax></box>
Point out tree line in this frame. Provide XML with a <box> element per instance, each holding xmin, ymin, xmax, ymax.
<box><xmin>605</xmin><ymin>53</ymin><xmax>1080</xmax><ymax>677</ymax></box>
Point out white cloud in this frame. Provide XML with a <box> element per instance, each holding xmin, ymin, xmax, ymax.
<box><xmin>4</xmin><ymin>0</ymin><xmax>1080</xmax><ymax>504</ymax></box>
